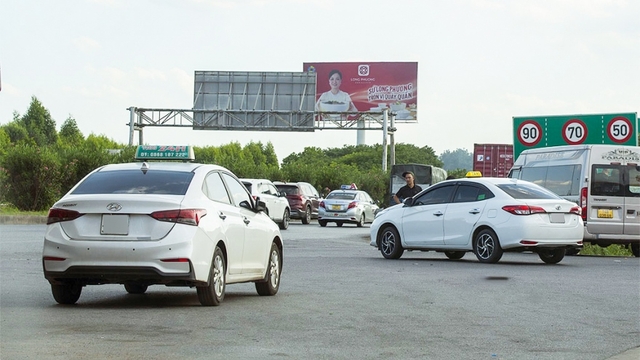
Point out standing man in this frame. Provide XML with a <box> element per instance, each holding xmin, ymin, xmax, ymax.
<box><xmin>393</xmin><ymin>171</ymin><xmax>423</xmax><ymax>204</ymax></box>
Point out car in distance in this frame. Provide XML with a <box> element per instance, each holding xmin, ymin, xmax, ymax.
<box><xmin>318</xmin><ymin>189</ymin><xmax>379</xmax><ymax>227</ymax></box>
<box><xmin>370</xmin><ymin>176</ymin><xmax>583</xmax><ymax>264</ymax></box>
<box><xmin>273</xmin><ymin>181</ymin><xmax>321</xmax><ymax>224</ymax></box>
<box><xmin>241</xmin><ymin>178</ymin><xmax>291</xmax><ymax>230</ymax></box>
<box><xmin>42</xmin><ymin>145</ymin><xmax>283</xmax><ymax>306</ymax></box>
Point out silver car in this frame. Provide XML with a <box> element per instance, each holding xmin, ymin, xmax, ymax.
<box><xmin>318</xmin><ymin>189</ymin><xmax>379</xmax><ymax>227</ymax></box>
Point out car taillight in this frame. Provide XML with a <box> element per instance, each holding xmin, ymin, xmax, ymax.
<box><xmin>569</xmin><ymin>206</ymin><xmax>582</xmax><ymax>216</ymax></box>
<box><xmin>348</xmin><ymin>201</ymin><xmax>358</xmax><ymax>209</ymax></box>
<box><xmin>47</xmin><ymin>208</ymin><xmax>83</xmax><ymax>224</ymax></box>
<box><xmin>319</xmin><ymin>201</ymin><xmax>325</xmax><ymax>209</ymax></box>
<box><xmin>501</xmin><ymin>205</ymin><xmax>546</xmax><ymax>215</ymax></box>
<box><xmin>580</xmin><ymin>187</ymin><xmax>588</xmax><ymax>221</ymax></box>
<box><xmin>150</xmin><ymin>209</ymin><xmax>207</xmax><ymax>226</ymax></box>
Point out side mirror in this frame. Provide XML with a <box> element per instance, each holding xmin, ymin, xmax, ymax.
<box><xmin>239</xmin><ymin>200</ymin><xmax>253</xmax><ymax>211</ymax></box>
<box><xmin>255</xmin><ymin>200</ymin><xmax>267</xmax><ymax>213</ymax></box>
<box><xmin>404</xmin><ymin>197</ymin><xmax>415</xmax><ymax>206</ymax></box>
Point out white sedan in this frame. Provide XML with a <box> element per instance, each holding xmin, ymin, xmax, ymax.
<box><xmin>43</xmin><ymin>146</ymin><xmax>283</xmax><ymax>306</ymax></box>
<box><xmin>318</xmin><ymin>189</ymin><xmax>379</xmax><ymax>227</ymax></box>
<box><xmin>241</xmin><ymin>178</ymin><xmax>291</xmax><ymax>230</ymax></box>
<box><xmin>370</xmin><ymin>177</ymin><xmax>583</xmax><ymax>264</ymax></box>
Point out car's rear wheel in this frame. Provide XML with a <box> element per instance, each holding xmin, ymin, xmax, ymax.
<box><xmin>51</xmin><ymin>282</ymin><xmax>82</xmax><ymax>305</ymax></box>
<box><xmin>302</xmin><ymin>205</ymin><xmax>311</xmax><ymax>224</ymax></box>
<box><xmin>538</xmin><ymin>248</ymin><xmax>566</xmax><ymax>264</ymax></box>
<box><xmin>318</xmin><ymin>220</ymin><xmax>327</xmax><ymax>227</ymax></box>
<box><xmin>473</xmin><ymin>228</ymin><xmax>503</xmax><ymax>263</ymax></box>
<box><xmin>379</xmin><ymin>226</ymin><xmax>404</xmax><ymax>259</ymax></box>
<box><xmin>279</xmin><ymin>209</ymin><xmax>290</xmax><ymax>230</ymax></box>
<box><xmin>255</xmin><ymin>242</ymin><xmax>282</xmax><ymax>296</ymax></box>
<box><xmin>124</xmin><ymin>283</ymin><xmax>148</xmax><ymax>294</ymax></box>
<box><xmin>357</xmin><ymin>214</ymin><xmax>365</xmax><ymax>227</ymax></box>
<box><xmin>631</xmin><ymin>243</ymin><xmax>639</xmax><ymax>257</ymax></box>
<box><xmin>197</xmin><ymin>246</ymin><xmax>225</xmax><ymax>306</ymax></box>
<box><xmin>444</xmin><ymin>251</ymin><xmax>466</xmax><ymax>260</ymax></box>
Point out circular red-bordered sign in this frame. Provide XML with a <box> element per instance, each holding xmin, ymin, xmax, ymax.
<box><xmin>607</xmin><ymin>116</ymin><xmax>633</xmax><ymax>143</ymax></box>
<box><xmin>517</xmin><ymin>120</ymin><xmax>543</xmax><ymax>147</ymax></box>
<box><xmin>561</xmin><ymin>119</ymin><xmax>588</xmax><ymax>145</ymax></box>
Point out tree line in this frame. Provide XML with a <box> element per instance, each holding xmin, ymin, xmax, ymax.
<box><xmin>0</xmin><ymin>97</ymin><xmax>473</xmax><ymax>212</ymax></box>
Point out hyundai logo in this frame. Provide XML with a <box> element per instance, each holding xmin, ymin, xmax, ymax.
<box><xmin>106</xmin><ymin>203</ymin><xmax>122</xmax><ymax>212</ymax></box>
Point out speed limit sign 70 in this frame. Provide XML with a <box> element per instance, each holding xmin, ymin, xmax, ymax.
<box><xmin>607</xmin><ymin>116</ymin><xmax>633</xmax><ymax>143</ymax></box>
<box><xmin>562</xmin><ymin>119</ymin><xmax>588</xmax><ymax>145</ymax></box>
<box><xmin>517</xmin><ymin>120</ymin><xmax>542</xmax><ymax>147</ymax></box>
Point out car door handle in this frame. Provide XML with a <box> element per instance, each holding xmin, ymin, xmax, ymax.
<box><xmin>243</xmin><ymin>217</ymin><xmax>250</xmax><ymax>225</ymax></box>
<box><xmin>433</xmin><ymin>211</ymin><xmax>444</xmax><ymax>217</ymax></box>
<box><xmin>469</xmin><ymin>209</ymin><xmax>480</xmax><ymax>214</ymax></box>
<box><xmin>218</xmin><ymin>212</ymin><xmax>227</xmax><ymax>220</ymax></box>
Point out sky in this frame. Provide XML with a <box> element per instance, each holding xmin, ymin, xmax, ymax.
<box><xmin>1</xmin><ymin>0</ymin><xmax>639</xmax><ymax>162</ymax></box>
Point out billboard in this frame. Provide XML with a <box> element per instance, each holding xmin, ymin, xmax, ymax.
<box><xmin>303</xmin><ymin>62</ymin><xmax>418</xmax><ymax>122</ymax></box>
<box><xmin>513</xmin><ymin>112</ymin><xmax>638</xmax><ymax>158</ymax></box>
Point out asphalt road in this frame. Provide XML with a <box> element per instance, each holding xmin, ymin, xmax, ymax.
<box><xmin>1</xmin><ymin>222</ymin><xmax>639</xmax><ymax>360</ymax></box>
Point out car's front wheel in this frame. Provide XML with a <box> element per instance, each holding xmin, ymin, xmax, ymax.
<box><xmin>538</xmin><ymin>248</ymin><xmax>566</xmax><ymax>264</ymax></box>
<box><xmin>279</xmin><ymin>209</ymin><xmax>290</xmax><ymax>230</ymax></box>
<box><xmin>51</xmin><ymin>282</ymin><xmax>82</xmax><ymax>305</ymax></box>
<box><xmin>302</xmin><ymin>205</ymin><xmax>311</xmax><ymax>224</ymax></box>
<box><xmin>124</xmin><ymin>283</ymin><xmax>148</xmax><ymax>294</ymax></box>
<box><xmin>444</xmin><ymin>251</ymin><xmax>466</xmax><ymax>260</ymax></box>
<box><xmin>197</xmin><ymin>246</ymin><xmax>225</xmax><ymax>306</ymax></box>
<box><xmin>255</xmin><ymin>242</ymin><xmax>282</xmax><ymax>296</ymax></box>
<box><xmin>379</xmin><ymin>226</ymin><xmax>404</xmax><ymax>259</ymax></box>
<box><xmin>473</xmin><ymin>228</ymin><xmax>503</xmax><ymax>263</ymax></box>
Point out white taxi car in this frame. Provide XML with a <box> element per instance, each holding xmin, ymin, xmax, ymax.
<box><xmin>42</xmin><ymin>145</ymin><xmax>283</xmax><ymax>306</ymax></box>
<box><xmin>318</xmin><ymin>188</ymin><xmax>379</xmax><ymax>227</ymax></box>
<box><xmin>370</xmin><ymin>176</ymin><xmax>583</xmax><ymax>264</ymax></box>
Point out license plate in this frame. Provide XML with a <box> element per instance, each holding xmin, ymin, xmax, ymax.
<box><xmin>101</xmin><ymin>214</ymin><xmax>129</xmax><ymax>235</ymax></box>
<box><xmin>331</xmin><ymin>205</ymin><xmax>341</xmax><ymax>210</ymax></box>
<box><xmin>550</xmin><ymin>213</ymin><xmax>565</xmax><ymax>223</ymax></box>
<box><xmin>597</xmin><ymin>209</ymin><xmax>613</xmax><ymax>219</ymax></box>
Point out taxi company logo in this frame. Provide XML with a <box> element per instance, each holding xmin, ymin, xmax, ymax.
<box><xmin>106</xmin><ymin>203</ymin><xmax>122</xmax><ymax>212</ymax></box>
<box><xmin>601</xmin><ymin>148</ymin><xmax>640</xmax><ymax>162</ymax></box>
<box><xmin>358</xmin><ymin>65</ymin><xmax>369</xmax><ymax>76</ymax></box>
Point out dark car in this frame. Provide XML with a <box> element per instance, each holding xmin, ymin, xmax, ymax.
<box><xmin>273</xmin><ymin>181</ymin><xmax>321</xmax><ymax>224</ymax></box>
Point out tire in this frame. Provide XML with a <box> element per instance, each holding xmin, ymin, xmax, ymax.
<box><xmin>197</xmin><ymin>246</ymin><xmax>225</xmax><ymax>306</ymax></box>
<box><xmin>379</xmin><ymin>226</ymin><xmax>404</xmax><ymax>259</ymax></box>
<box><xmin>124</xmin><ymin>283</ymin><xmax>148</xmax><ymax>294</ymax></box>
<box><xmin>279</xmin><ymin>209</ymin><xmax>290</xmax><ymax>230</ymax></box>
<box><xmin>301</xmin><ymin>205</ymin><xmax>311</xmax><ymax>224</ymax></box>
<box><xmin>51</xmin><ymin>282</ymin><xmax>82</xmax><ymax>305</ymax></box>
<box><xmin>444</xmin><ymin>251</ymin><xmax>466</xmax><ymax>260</ymax></box>
<box><xmin>538</xmin><ymin>248</ymin><xmax>566</xmax><ymax>264</ymax></box>
<box><xmin>357</xmin><ymin>214</ymin><xmax>365</xmax><ymax>228</ymax></box>
<box><xmin>565</xmin><ymin>248</ymin><xmax>580</xmax><ymax>256</ymax></box>
<box><xmin>255</xmin><ymin>242</ymin><xmax>282</xmax><ymax>296</ymax></box>
<box><xmin>318</xmin><ymin>220</ymin><xmax>327</xmax><ymax>227</ymax></box>
<box><xmin>631</xmin><ymin>243</ymin><xmax>639</xmax><ymax>257</ymax></box>
<box><xmin>472</xmin><ymin>228</ymin><xmax>503</xmax><ymax>263</ymax></box>
<box><xmin>336</xmin><ymin>222</ymin><xmax>343</xmax><ymax>227</ymax></box>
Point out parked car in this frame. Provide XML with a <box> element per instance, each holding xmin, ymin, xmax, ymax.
<box><xmin>241</xmin><ymin>178</ymin><xmax>291</xmax><ymax>230</ymax></box>
<box><xmin>273</xmin><ymin>181</ymin><xmax>321</xmax><ymax>224</ymax></box>
<box><xmin>370</xmin><ymin>176</ymin><xmax>583</xmax><ymax>264</ymax></box>
<box><xmin>43</xmin><ymin>145</ymin><xmax>283</xmax><ymax>306</ymax></box>
<box><xmin>318</xmin><ymin>189</ymin><xmax>379</xmax><ymax>227</ymax></box>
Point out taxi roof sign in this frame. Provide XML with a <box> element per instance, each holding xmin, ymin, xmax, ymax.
<box><xmin>465</xmin><ymin>171</ymin><xmax>482</xmax><ymax>178</ymax></box>
<box><xmin>135</xmin><ymin>145</ymin><xmax>195</xmax><ymax>161</ymax></box>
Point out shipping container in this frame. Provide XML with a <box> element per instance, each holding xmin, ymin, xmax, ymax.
<box><xmin>473</xmin><ymin>143</ymin><xmax>514</xmax><ymax>178</ymax></box>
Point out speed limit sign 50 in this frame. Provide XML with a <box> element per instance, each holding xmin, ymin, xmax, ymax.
<box><xmin>517</xmin><ymin>120</ymin><xmax>543</xmax><ymax>147</ymax></box>
<box><xmin>607</xmin><ymin>117</ymin><xmax>633</xmax><ymax>143</ymax></box>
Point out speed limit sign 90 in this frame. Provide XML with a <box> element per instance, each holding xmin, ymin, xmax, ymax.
<box><xmin>607</xmin><ymin>116</ymin><xmax>633</xmax><ymax>143</ymax></box>
<box><xmin>562</xmin><ymin>119</ymin><xmax>588</xmax><ymax>145</ymax></box>
<box><xmin>517</xmin><ymin>120</ymin><xmax>542</xmax><ymax>147</ymax></box>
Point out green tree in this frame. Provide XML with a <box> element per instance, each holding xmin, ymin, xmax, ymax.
<box><xmin>439</xmin><ymin>148</ymin><xmax>472</xmax><ymax>171</ymax></box>
<box><xmin>1</xmin><ymin>121</ymin><xmax>30</xmax><ymax>145</ymax></box>
<box><xmin>59</xmin><ymin>116</ymin><xmax>84</xmax><ymax>146</ymax></box>
<box><xmin>18</xmin><ymin>96</ymin><xmax>58</xmax><ymax>146</ymax></box>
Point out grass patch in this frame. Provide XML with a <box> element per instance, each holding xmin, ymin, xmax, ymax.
<box><xmin>580</xmin><ymin>243</ymin><xmax>633</xmax><ymax>257</ymax></box>
<box><xmin>0</xmin><ymin>203</ymin><xmax>48</xmax><ymax>216</ymax></box>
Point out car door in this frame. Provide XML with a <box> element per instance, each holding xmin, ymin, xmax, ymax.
<box><xmin>204</xmin><ymin>172</ymin><xmax>245</xmax><ymax>275</ymax></box>
<box><xmin>221</xmin><ymin>173</ymin><xmax>270</xmax><ymax>276</ymax></box>
<box><xmin>443</xmin><ymin>183</ymin><xmax>491</xmax><ymax>246</ymax></box>
<box><xmin>263</xmin><ymin>182</ymin><xmax>286</xmax><ymax>220</ymax></box>
<box><xmin>302</xmin><ymin>183</ymin><xmax>321</xmax><ymax>216</ymax></box>
<box><xmin>401</xmin><ymin>184</ymin><xmax>455</xmax><ymax>247</ymax></box>
<box><xmin>361</xmin><ymin>192</ymin><xmax>377</xmax><ymax>222</ymax></box>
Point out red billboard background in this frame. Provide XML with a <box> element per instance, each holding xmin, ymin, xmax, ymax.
<box><xmin>303</xmin><ymin>62</ymin><xmax>418</xmax><ymax>121</ymax></box>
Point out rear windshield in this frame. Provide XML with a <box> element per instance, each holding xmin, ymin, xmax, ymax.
<box><xmin>327</xmin><ymin>192</ymin><xmax>356</xmax><ymax>200</ymax></box>
<box><xmin>496</xmin><ymin>183</ymin><xmax>560</xmax><ymax>200</ymax></box>
<box><xmin>71</xmin><ymin>170</ymin><xmax>194</xmax><ymax>195</ymax></box>
<box><xmin>276</xmin><ymin>185</ymin><xmax>299</xmax><ymax>195</ymax></box>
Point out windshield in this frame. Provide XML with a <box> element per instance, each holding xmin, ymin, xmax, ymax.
<box><xmin>496</xmin><ymin>183</ymin><xmax>561</xmax><ymax>200</ymax></box>
<box><xmin>327</xmin><ymin>192</ymin><xmax>356</xmax><ymax>200</ymax></box>
<box><xmin>72</xmin><ymin>170</ymin><xmax>194</xmax><ymax>195</ymax></box>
